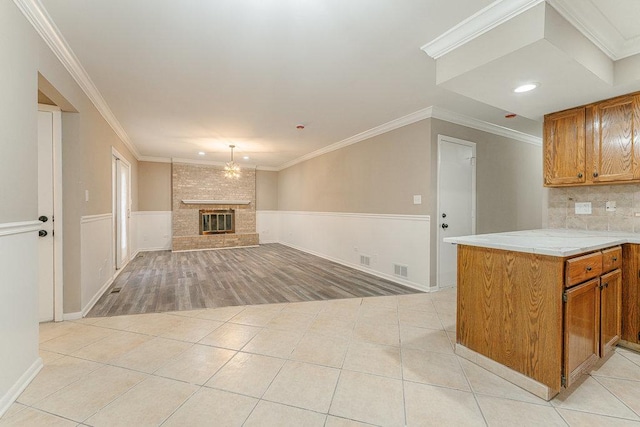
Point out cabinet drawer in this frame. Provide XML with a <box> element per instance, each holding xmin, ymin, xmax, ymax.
<box><xmin>566</xmin><ymin>252</ymin><xmax>603</xmax><ymax>287</ymax></box>
<box><xmin>602</xmin><ymin>247</ymin><xmax>622</xmax><ymax>272</ymax></box>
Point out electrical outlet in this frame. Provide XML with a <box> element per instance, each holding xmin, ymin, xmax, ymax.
<box><xmin>575</xmin><ymin>202</ymin><xmax>592</xmax><ymax>215</ymax></box>
<box><xmin>605</xmin><ymin>201</ymin><xmax>616</xmax><ymax>212</ymax></box>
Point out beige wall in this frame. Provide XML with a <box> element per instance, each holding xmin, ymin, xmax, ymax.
<box><xmin>0</xmin><ymin>1</ymin><xmax>40</xmax><ymax>403</ymax></box>
<box><xmin>14</xmin><ymin>10</ymin><xmax>139</xmax><ymax>313</ymax></box>
<box><xmin>276</xmin><ymin>118</ymin><xmax>543</xmax><ymax>287</ymax></box>
<box><xmin>139</xmin><ymin>161</ymin><xmax>172</xmax><ymax>211</ymax></box>
<box><xmin>429</xmin><ymin>118</ymin><xmax>543</xmax><ymax>285</ymax></box>
<box><xmin>278</xmin><ymin>120</ymin><xmax>431</xmax><ymax>214</ymax></box>
<box><xmin>256</xmin><ymin>170</ymin><xmax>278</xmax><ymax>210</ymax></box>
<box><xmin>431</xmin><ymin>119</ymin><xmax>543</xmax><ymax>233</ymax></box>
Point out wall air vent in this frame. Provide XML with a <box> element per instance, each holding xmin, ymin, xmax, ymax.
<box><xmin>394</xmin><ymin>264</ymin><xmax>408</xmax><ymax>278</ymax></box>
<box><xmin>360</xmin><ymin>255</ymin><xmax>371</xmax><ymax>267</ymax></box>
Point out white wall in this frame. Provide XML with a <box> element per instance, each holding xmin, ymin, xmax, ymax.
<box><xmin>0</xmin><ymin>1</ymin><xmax>43</xmax><ymax>417</ymax></box>
<box><xmin>78</xmin><ymin>214</ymin><xmax>114</xmax><ymax>319</ymax></box>
<box><xmin>132</xmin><ymin>211</ymin><xmax>172</xmax><ymax>252</ymax></box>
<box><xmin>75</xmin><ymin>211</ymin><xmax>172</xmax><ymax>319</ymax></box>
<box><xmin>257</xmin><ymin>210</ymin><xmax>431</xmax><ymax>291</ymax></box>
<box><xmin>0</xmin><ymin>223</ymin><xmax>43</xmax><ymax>415</ymax></box>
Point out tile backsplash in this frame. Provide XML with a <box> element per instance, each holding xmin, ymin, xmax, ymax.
<box><xmin>548</xmin><ymin>184</ymin><xmax>640</xmax><ymax>233</ymax></box>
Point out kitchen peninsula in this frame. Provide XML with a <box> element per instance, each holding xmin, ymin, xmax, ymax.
<box><xmin>445</xmin><ymin>229</ymin><xmax>640</xmax><ymax>400</ymax></box>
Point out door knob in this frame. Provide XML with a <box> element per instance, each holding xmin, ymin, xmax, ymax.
<box><xmin>441</xmin><ymin>223</ymin><xmax>449</xmax><ymax>229</ymax></box>
<box><xmin>39</xmin><ymin>230</ymin><xmax>48</xmax><ymax>237</ymax></box>
<box><xmin>39</xmin><ymin>216</ymin><xmax>48</xmax><ymax>223</ymax></box>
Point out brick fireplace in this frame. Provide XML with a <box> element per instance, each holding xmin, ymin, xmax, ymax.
<box><xmin>171</xmin><ymin>162</ymin><xmax>259</xmax><ymax>251</ymax></box>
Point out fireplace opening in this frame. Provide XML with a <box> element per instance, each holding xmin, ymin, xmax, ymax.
<box><xmin>200</xmin><ymin>209</ymin><xmax>235</xmax><ymax>234</ymax></box>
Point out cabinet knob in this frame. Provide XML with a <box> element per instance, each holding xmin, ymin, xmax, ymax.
<box><xmin>593</xmin><ymin>171</ymin><xmax>599</xmax><ymax>177</ymax></box>
<box><xmin>586</xmin><ymin>266</ymin><xmax>592</xmax><ymax>271</ymax></box>
<box><xmin>577</xmin><ymin>172</ymin><xmax>583</xmax><ymax>178</ymax></box>
<box><xmin>613</xmin><ymin>257</ymin><xmax>618</xmax><ymax>262</ymax></box>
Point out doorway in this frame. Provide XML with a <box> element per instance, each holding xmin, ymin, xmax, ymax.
<box><xmin>436</xmin><ymin>135</ymin><xmax>476</xmax><ymax>289</ymax></box>
<box><xmin>112</xmin><ymin>148</ymin><xmax>131</xmax><ymax>269</ymax></box>
<box><xmin>37</xmin><ymin>105</ymin><xmax>63</xmax><ymax>322</ymax></box>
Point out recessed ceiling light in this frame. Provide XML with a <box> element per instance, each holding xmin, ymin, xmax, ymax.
<box><xmin>198</xmin><ymin>151</ymin><xmax>205</xmax><ymax>155</ymax></box>
<box><xmin>243</xmin><ymin>156</ymin><xmax>250</xmax><ymax>160</ymax></box>
<box><xmin>514</xmin><ymin>83</ymin><xmax>539</xmax><ymax>93</ymax></box>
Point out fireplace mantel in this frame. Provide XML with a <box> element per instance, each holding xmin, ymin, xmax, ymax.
<box><xmin>182</xmin><ymin>200</ymin><xmax>251</xmax><ymax>205</ymax></box>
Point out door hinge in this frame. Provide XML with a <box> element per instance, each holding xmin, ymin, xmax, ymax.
<box><xmin>561</xmin><ymin>374</ymin><xmax>566</xmax><ymax>387</ymax></box>
<box><xmin>562</xmin><ymin>292</ymin><xmax>568</xmax><ymax>303</ymax></box>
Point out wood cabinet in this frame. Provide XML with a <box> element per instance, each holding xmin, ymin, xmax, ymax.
<box><xmin>600</xmin><ymin>269</ymin><xmax>622</xmax><ymax>356</ymax></box>
<box><xmin>563</xmin><ymin>265</ymin><xmax>621</xmax><ymax>388</ymax></box>
<box><xmin>457</xmin><ymin>244</ymin><xmax>624</xmax><ymax>398</ymax></box>
<box><xmin>563</xmin><ymin>278</ymin><xmax>600</xmax><ymax>388</ymax></box>
<box><xmin>543</xmin><ymin>92</ymin><xmax>640</xmax><ymax>187</ymax></box>
<box><xmin>544</xmin><ymin>107</ymin><xmax>586</xmax><ymax>186</ymax></box>
<box><xmin>622</xmin><ymin>244</ymin><xmax>640</xmax><ymax>348</ymax></box>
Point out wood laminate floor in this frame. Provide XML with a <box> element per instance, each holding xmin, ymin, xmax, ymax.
<box><xmin>87</xmin><ymin>244</ymin><xmax>418</xmax><ymax>317</ymax></box>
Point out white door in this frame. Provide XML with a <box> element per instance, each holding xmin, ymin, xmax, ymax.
<box><xmin>38</xmin><ymin>110</ymin><xmax>55</xmax><ymax>322</ymax></box>
<box><xmin>113</xmin><ymin>154</ymin><xmax>131</xmax><ymax>269</ymax></box>
<box><xmin>437</xmin><ymin>135</ymin><xmax>476</xmax><ymax>288</ymax></box>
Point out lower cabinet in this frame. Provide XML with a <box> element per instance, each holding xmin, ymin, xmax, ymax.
<box><xmin>601</xmin><ymin>269</ymin><xmax>622</xmax><ymax>355</ymax></box>
<box><xmin>563</xmin><ymin>268</ymin><xmax>621</xmax><ymax>388</ymax></box>
<box><xmin>622</xmin><ymin>244</ymin><xmax>640</xmax><ymax>346</ymax></box>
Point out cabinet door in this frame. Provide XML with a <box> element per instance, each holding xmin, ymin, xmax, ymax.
<box><xmin>589</xmin><ymin>94</ymin><xmax>640</xmax><ymax>183</ymax></box>
<box><xmin>544</xmin><ymin>107</ymin><xmax>586</xmax><ymax>186</ymax></box>
<box><xmin>564</xmin><ymin>278</ymin><xmax>600</xmax><ymax>388</ymax></box>
<box><xmin>600</xmin><ymin>269</ymin><xmax>622</xmax><ymax>357</ymax></box>
<box><xmin>622</xmin><ymin>244</ymin><xmax>640</xmax><ymax>344</ymax></box>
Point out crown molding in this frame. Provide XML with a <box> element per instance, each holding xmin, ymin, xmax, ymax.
<box><xmin>171</xmin><ymin>158</ymin><xmax>257</xmax><ymax>169</ymax></box>
<box><xmin>138</xmin><ymin>156</ymin><xmax>172</xmax><ymax>163</ymax></box>
<box><xmin>430</xmin><ymin>107</ymin><xmax>542</xmax><ymax>146</ymax></box>
<box><xmin>275</xmin><ymin>106</ymin><xmax>540</xmax><ymax>171</ymax></box>
<box><xmin>548</xmin><ymin>0</ymin><xmax>640</xmax><ymax>60</ymax></box>
<box><xmin>13</xmin><ymin>0</ymin><xmax>141</xmax><ymax>159</ymax></box>
<box><xmin>256</xmin><ymin>166</ymin><xmax>280</xmax><ymax>172</ymax></box>
<box><xmin>421</xmin><ymin>0</ymin><xmax>544</xmax><ymax>59</ymax></box>
<box><xmin>276</xmin><ymin>107</ymin><xmax>434</xmax><ymax>171</ymax></box>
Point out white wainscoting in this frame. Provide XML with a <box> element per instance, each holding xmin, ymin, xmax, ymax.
<box><xmin>256</xmin><ymin>211</ymin><xmax>431</xmax><ymax>291</ymax></box>
<box><xmin>0</xmin><ymin>221</ymin><xmax>42</xmax><ymax>417</ymax></box>
<box><xmin>80</xmin><ymin>214</ymin><xmax>115</xmax><ymax>316</ymax></box>
<box><xmin>131</xmin><ymin>211</ymin><xmax>172</xmax><ymax>253</ymax></box>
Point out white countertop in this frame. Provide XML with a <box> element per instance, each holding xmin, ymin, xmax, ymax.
<box><xmin>443</xmin><ymin>229</ymin><xmax>640</xmax><ymax>257</ymax></box>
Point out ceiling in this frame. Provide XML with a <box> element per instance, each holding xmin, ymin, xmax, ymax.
<box><xmin>26</xmin><ymin>0</ymin><xmax>640</xmax><ymax>168</ymax></box>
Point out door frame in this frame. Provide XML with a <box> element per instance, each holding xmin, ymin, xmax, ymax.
<box><xmin>111</xmin><ymin>147</ymin><xmax>131</xmax><ymax>270</ymax></box>
<box><xmin>436</xmin><ymin>134</ymin><xmax>477</xmax><ymax>290</ymax></box>
<box><xmin>38</xmin><ymin>104</ymin><xmax>64</xmax><ymax>321</ymax></box>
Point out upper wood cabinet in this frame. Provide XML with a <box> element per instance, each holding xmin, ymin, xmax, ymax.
<box><xmin>544</xmin><ymin>107</ymin><xmax>586</xmax><ymax>186</ymax></box>
<box><xmin>544</xmin><ymin>92</ymin><xmax>640</xmax><ymax>187</ymax></box>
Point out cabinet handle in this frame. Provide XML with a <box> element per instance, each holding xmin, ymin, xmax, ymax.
<box><xmin>586</xmin><ymin>266</ymin><xmax>592</xmax><ymax>271</ymax></box>
<box><xmin>577</xmin><ymin>172</ymin><xmax>583</xmax><ymax>178</ymax></box>
<box><xmin>593</xmin><ymin>171</ymin><xmax>599</xmax><ymax>177</ymax></box>
<box><xmin>603</xmin><ymin>282</ymin><xmax>609</xmax><ymax>288</ymax></box>
<box><xmin>613</xmin><ymin>257</ymin><xmax>618</xmax><ymax>262</ymax></box>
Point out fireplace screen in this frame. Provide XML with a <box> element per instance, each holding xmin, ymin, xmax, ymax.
<box><xmin>200</xmin><ymin>209</ymin><xmax>235</xmax><ymax>234</ymax></box>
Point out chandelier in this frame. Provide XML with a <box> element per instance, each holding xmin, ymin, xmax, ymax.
<box><xmin>224</xmin><ymin>145</ymin><xmax>241</xmax><ymax>179</ymax></box>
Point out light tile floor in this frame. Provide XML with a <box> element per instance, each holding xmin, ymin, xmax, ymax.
<box><xmin>2</xmin><ymin>288</ymin><xmax>640</xmax><ymax>426</ymax></box>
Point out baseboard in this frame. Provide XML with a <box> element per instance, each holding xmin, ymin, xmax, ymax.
<box><xmin>455</xmin><ymin>344</ymin><xmax>555</xmax><ymax>401</ymax></box>
<box><xmin>63</xmin><ymin>312</ymin><xmax>82</xmax><ymax>321</ymax></box>
<box><xmin>68</xmin><ymin>253</ymin><xmax>134</xmax><ymax>320</ymax></box>
<box><xmin>172</xmin><ymin>245</ymin><xmax>260</xmax><ymax>253</ymax></box>
<box><xmin>136</xmin><ymin>247</ymin><xmax>171</xmax><ymax>252</ymax></box>
<box><xmin>0</xmin><ymin>357</ymin><xmax>43</xmax><ymax>418</ymax></box>
<box><xmin>277</xmin><ymin>242</ymin><xmax>430</xmax><ymax>293</ymax></box>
